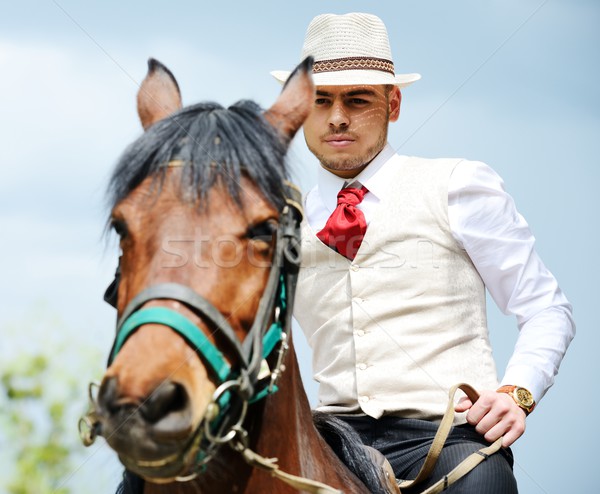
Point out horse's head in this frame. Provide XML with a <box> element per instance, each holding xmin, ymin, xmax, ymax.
<box><xmin>86</xmin><ymin>58</ymin><xmax>314</xmax><ymax>482</ymax></box>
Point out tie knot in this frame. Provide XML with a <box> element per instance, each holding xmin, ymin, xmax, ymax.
<box><xmin>337</xmin><ymin>185</ymin><xmax>368</xmax><ymax>206</ymax></box>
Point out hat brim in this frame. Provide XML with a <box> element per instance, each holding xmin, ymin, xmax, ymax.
<box><xmin>270</xmin><ymin>69</ymin><xmax>421</xmax><ymax>88</ymax></box>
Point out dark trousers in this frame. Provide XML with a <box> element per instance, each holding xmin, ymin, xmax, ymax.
<box><xmin>336</xmin><ymin>415</ymin><xmax>518</xmax><ymax>493</ymax></box>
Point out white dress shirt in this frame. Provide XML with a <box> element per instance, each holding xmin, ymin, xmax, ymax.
<box><xmin>304</xmin><ymin>143</ymin><xmax>575</xmax><ymax>403</ymax></box>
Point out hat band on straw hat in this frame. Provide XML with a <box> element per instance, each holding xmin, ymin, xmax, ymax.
<box><xmin>270</xmin><ymin>13</ymin><xmax>421</xmax><ymax>88</ymax></box>
<box><xmin>313</xmin><ymin>57</ymin><xmax>395</xmax><ymax>76</ymax></box>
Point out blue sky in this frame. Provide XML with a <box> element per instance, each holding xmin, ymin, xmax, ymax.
<box><xmin>0</xmin><ymin>1</ymin><xmax>598</xmax><ymax>492</ymax></box>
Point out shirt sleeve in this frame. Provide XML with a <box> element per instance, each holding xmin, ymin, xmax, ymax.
<box><xmin>448</xmin><ymin>160</ymin><xmax>575</xmax><ymax>403</ymax></box>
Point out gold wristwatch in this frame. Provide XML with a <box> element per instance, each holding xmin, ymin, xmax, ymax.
<box><xmin>496</xmin><ymin>385</ymin><xmax>536</xmax><ymax>415</ymax></box>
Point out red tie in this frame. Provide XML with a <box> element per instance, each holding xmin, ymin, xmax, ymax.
<box><xmin>317</xmin><ymin>185</ymin><xmax>368</xmax><ymax>260</ymax></box>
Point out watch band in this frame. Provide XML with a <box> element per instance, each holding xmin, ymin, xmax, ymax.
<box><xmin>496</xmin><ymin>385</ymin><xmax>536</xmax><ymax>415</ymax></box>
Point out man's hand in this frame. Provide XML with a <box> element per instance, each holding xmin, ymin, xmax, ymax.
<box><xmin>455</xmin><ymin>390</ymin><xmax>526</xmax><ymax>447</ymax></box>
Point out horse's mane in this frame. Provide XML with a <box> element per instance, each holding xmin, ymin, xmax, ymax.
<box><xmin>313</xmin><ymin>411</ymin><xmax>389</xmax><ymax>494</ymax></box>
<box><xmin>107</xmin><ymin>100</ymin><xmax>289</xmax><ymax>213</ymax></box>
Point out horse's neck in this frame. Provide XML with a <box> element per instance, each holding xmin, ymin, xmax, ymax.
<box><xmin>145</xmin><ymin>338</ymin><xmax>368</xmax><ymax>493</ymax></box>
<box><xmin>253</xmin><ymin>338</ymin><xmax>328</xmax><ymax>469</ymax></box>
<box><xmin>246</xmin><ymin>338</ymin><xmax>369</xmax><ymax>493</ymax></box>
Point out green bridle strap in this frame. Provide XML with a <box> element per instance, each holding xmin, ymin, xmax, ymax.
<box><xmin>110</xmin><ymin>307</ymin><xmax>231</xmax><ymax>383</ymax></box>
<box><xmin>247</xmin><ymin>322</ymin><xmax>283</xmax><ymax>404</ymax></box>
<box><xmin>262</xmin><ymin>323</ymin><xmax>282</xmax><ymax>360</ymax></box>
<box><xmin>110</xmin><ymin>307</ymin><xmax>285</xmax><ymax>399</ymax></box>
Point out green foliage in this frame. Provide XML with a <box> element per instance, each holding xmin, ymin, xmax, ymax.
<box><xmin>1</xmin><ymin>353</ymin><xmax>72</xmax><ymax>494</ymax></box>
<box><xmin>0</xmin><ymin>305</ymin><xmax>108</xmax><ymax>494</ymax></box>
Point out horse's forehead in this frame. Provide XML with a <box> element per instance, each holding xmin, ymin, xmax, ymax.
<box><xmin>236</xmin><ymin>175</ymin><xmax>279</xmax><ymax>212</ymax></box>
<box><xmin>113</xmin><ymin>171</ymin><xmax>277</xmax><ymax>226</ymax></box>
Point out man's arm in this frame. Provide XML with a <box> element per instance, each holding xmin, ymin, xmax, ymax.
<box><xmin>448</xmin><ymin>160</ymin><xmax>575</xmax><ymax>446</ymax></box>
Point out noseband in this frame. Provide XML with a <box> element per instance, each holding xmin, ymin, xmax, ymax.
<box><xmin>81</xmin><ymin>179</ymin><xmax>305</xmax><ymax>480</ymax></box>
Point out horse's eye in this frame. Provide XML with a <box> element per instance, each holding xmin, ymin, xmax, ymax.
<box><xmin>111</xmin><ymin>219</ymin><xmax>128</xmax><ymax>238</ymax></box>
<box><xmin>246</xmin><ymin>220</ymin><xmax>277</xmax><ymax>243</ymax></box>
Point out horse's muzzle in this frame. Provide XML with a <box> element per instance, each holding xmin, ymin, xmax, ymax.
<box><xmin>93</xmin><ymin>375</ymin><xmax>200</xmax><ymax>480</ymax></box>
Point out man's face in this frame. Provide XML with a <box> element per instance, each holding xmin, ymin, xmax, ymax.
<box><xmin>303</xmin><ymin>84</ymin><xmax>401</xmax><ymax>178</ymax></box>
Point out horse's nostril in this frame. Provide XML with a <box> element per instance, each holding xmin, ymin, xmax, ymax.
<box><xmin>140</xmin><ymin>381</ymin><xmax>188</xmax><ymax>423</ymax></box>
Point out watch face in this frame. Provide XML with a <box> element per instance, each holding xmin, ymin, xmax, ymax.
<box><xmin>516</xmin><ymin>387</ymin><xmax>534</xmax><ymax>407</ymax></box>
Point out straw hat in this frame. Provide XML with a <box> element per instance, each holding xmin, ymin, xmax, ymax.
<box><xmin>271</xmin><ymin>13</ymin><xmax>421</xmax><ymax>88</ymax></box>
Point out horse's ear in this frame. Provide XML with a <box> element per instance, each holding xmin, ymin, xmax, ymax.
<box><xmin>264</xmin><ymin>57</ymin><xmax>315</xmax><ymax>143</ymax></box>
<box><xmin>137</xmin><ymin>58</ymin><xmax>183</xmax><ymax>130</ymax></box>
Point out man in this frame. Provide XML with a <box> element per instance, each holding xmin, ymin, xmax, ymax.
<box><xmin>271</xmin><ymin>12</ymin><xmax>574</xmax><ymax>492</ymax></box>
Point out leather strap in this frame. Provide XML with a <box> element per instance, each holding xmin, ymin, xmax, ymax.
<box><xmin>112</xmin><ymin>307</ymin><xmax>232</xmax><ymax>382</ymax></box>
<box><xmin>419</xmin><ymin>438</ymin><xmax>502</xmax><ymax>494</ymax></box>
<box><xmin>109</xmin><ymin>282</ymin><xmax>248</xmax><ymax>372</ymax></box>
<box><xmin>235</xmin><ymin>440</ymin><xmax>343</xmax><ymax>494</ymax></box>
<box><xmin>398</xmin><ymin>383</ymin><xmax>503</xmax><ymax>493</ymax></box>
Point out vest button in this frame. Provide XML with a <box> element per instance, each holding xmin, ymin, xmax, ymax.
<box><xmin>355</xmin><ymin>329</ymin><xmax>365</xmax><ymax>337</ymax></box>
<box><xmin>350</xmin><ymin>264</ymin><xmax>359</xmax><ymax>272</ymax></box>
<box><xmin>357</xmin><ymin>363</ymin><xmax>367</xmax><ymax>370</ymax></box>
<box><xmin>359</xmin><ymin>395</ymin><xmax>370</xmax><ymax>403</ymax></box>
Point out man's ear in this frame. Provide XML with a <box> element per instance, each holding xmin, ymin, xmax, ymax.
<box><xmin>388</xmin><ymin>86</ymin><xmax>401</xmax><ymax>123</ymax></box>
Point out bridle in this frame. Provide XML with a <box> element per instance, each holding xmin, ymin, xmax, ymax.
<box><xmin>80</xmin><ymin>179</ymin><xmax>333</xmax><ymax>486</ymax></box>
<box><xmin>108</xmin><ymin>178</ymin><xmax>303</xmax><ymax>411</ymax></box>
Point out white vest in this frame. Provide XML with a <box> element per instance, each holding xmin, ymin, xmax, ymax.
<box><xmin>294</xmin><ymin>155</ymin><xmax>499</xmax><ymax>422</ymax></box>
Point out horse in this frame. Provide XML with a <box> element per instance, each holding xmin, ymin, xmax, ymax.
<box><xmin>79</xmin><ymin>58</ymin><xmax>395</xmax><ymax>494</ymax></box>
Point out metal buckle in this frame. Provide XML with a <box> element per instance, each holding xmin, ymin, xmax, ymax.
<box><xmin>204</xmin><ymin>379</ymin><xmax>249</xmax><ymax>445</ymax></box>
<box><xmin>78</xmin><ymin>382</ymin><xmax>101</xmax><ymax>446</ymax></box>
<box><xmin>268</xmin><ymin>331</ymin><xmax>288</xmax><ymax>393</ymax></box>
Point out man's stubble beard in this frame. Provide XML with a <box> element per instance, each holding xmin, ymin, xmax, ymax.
<box><xmin>309</xmin><ymin>118</ymin><xmax>390</xmax><ymax>173</ymax></box>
